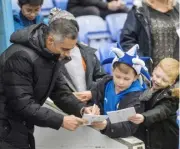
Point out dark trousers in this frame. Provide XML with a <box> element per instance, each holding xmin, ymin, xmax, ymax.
<box><xmin>0</xmin><ymin>119</ymin><xmax>34</xmax><ymax>149</ymax></box>
<box><xmin>68</xmin><ymin>6</ymin><xmax>129</xmax><ymax>19</ymax></box>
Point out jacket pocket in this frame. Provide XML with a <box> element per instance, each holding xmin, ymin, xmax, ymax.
<box><xmin>3</xmin><ymin>119</ymin><xmax>30</xmax><ymax>149</ymax></box>
<box><xmin>0</xmin><ymin>119</ymin><xmax>11</xmax><ymax>140</ymax></box>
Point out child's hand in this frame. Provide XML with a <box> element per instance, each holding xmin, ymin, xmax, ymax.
<box><xmin>84</xmin><ymin>104</ymin><xmax>100</xmax><ymax>115</ymax></box>
<box><xmin>91</xmin><ymin>120</ymin><xmax>107</xmax><ymax>130</ymax></box>
<box><xmin>128</xmin><ymin>114</ymin><xmax>144</xmax><ymax>124</ymax></box>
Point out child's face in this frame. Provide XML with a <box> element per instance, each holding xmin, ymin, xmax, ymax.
<box><xmin>152</xmin><ymin>66</ymin><xmax>174</xmax><ymax>90</ymax></box>
<box><xmin>21</xmin><ymin>4</ymin><xmax>41</xmax><ymax>21</ymax></box>
<box><xmin>113</xmin><ymin>67</ymin><xmax>137</xmax><ymax>94</ymax></box>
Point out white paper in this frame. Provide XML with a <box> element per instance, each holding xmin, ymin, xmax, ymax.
<box><xmin>176</xmin><ymin>28</ymin><xmax>180</xmax><ymax>37</ymax></box>
<box><xmin>107</xmin><ymin>107</ymin><xmax>136</xmax><ymax>124</ymax></box>
<box><xmin>82</xmin><ymin>114</ymin><xmax>108</xmax><ymax>125</ymax></box>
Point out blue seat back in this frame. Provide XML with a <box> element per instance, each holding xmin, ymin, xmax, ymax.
<box><xmin>106</xmin><ymin>13</ymin><xmax>127</xmax><ymax>41</ymax></box>
<box><xmin>96</xmin><ymin>43</ymin><xmax>117</xmax><ymax>74</ymax></box>
<box><xmin>41</xmin><ymin>0</ymin><xmax>54</xmax><ymax>16</ymax></box>
<box><xmin>76</xmin><ymin>15</ymin><xmax>110</xmax><ymax>43</ymax></box>
<box><xmin>124</xmin><ymin>0</ymin><xmax>133</xmax><ymax>8</ymax></box>
<box><xmin>53</xmin><ymin>0</ymin><xmax>68</xmax><ymax>10</ymax></box>
<box><xmin>12</xmin><ymin>0</ymin><xmax>20</xmax><ymax>13</ymax></box>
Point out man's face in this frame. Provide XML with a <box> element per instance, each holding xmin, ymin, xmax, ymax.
<box><xmin>113</xmin><ymin>67</ymin><xmax>137</xmax><ymax>94</ymax></box>
<box><xmin>152</xmin><ymin>66</ymin><xmax>173</xmax><ymax>90</ymax></box>
<box><xmin>47</xmin><ymin>36</ymin><xmax>77</xmax><ymax>59</ymax></box>
<box><xmin>21</xmin><ymin>4</ymin><xmax>41</xmax><ymax>21</ymax></box>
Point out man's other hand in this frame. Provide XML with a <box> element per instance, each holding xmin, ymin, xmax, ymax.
<box><xmin>62</xmin><ymin>115</ymin><xmax>87</xmax><ymax>131</ymax></box>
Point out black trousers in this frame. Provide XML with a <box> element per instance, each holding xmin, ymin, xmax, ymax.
<box><xmin>68</xmin><ymin>6</ymin><xmax>129</xmax><ymax>19</ymax></box>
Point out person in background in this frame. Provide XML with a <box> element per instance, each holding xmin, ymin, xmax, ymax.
<box><xmin>90</xmin><ymin>45</ymin><xmax>151</xmax><ymax>138</ymax></box>
<box><xmin>129</xmin><ymin>58</ymin><xmax>179</xmax><ymax>149</ymax></box>
<box><xmin>48</xmin><ymin>8</ymin><xmax>107</xmax><ymax>103</ymax></box>
<box><xmin>13</xmin><ymin>0</ymin><xmax>44</xmax><ymax>31</ymax></box>
<box><xmin>120</xmin><ymin>0</ymin><xmax>179</xmax><ymax>72</ymax></box>
<box><xmin>0</xmin><ymin>9</ymin><xmax>99</xmax><ymax>149</ymax></box>
<box><xmin>67</xmin><ymin>0</ymin><xmax>129</xmax><ymax>19</ymax></box>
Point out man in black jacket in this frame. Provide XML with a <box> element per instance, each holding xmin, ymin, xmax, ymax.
<box><xmin>0</xmin><ymin>10</ymin><xmax>99</xmax><ymax>149</ymax></box>
<box><xmin>67</xmin><ymin>0</ymin><xmax>129</xmax><ymax>19</ymax></box>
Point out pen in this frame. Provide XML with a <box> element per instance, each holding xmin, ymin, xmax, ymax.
<box><xmin>92</xmin><ymin>104</ymin><xmax>96</xmax><ymax>114</ymax></box>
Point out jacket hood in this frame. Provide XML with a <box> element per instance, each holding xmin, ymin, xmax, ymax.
<box><xmin>10</xmin><ymin>23</ymin><xmax>60</xmax><ymax>60</ymax></box>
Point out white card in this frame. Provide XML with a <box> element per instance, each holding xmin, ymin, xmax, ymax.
<box><xmin>107</xmin><ymin>107</ymin><xmax>136</xmax><ymax>124</ymax></box>
<box><xmin>82</xmin><ymin>114</ymin><xmax>108</xmax><ymax>125</ymax></box>
<box><xmin>175</xmin><ymin>22</ymin><xmax>180</xmax><ymax>38</ymax></box>
<box><xmin>176</xmin><ymin>28</ymin><xmax>180</xmax><ymax>37</ymax></box>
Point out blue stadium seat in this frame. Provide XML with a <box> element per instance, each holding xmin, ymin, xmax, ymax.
<box><xmin>76</xmin><ymin>15</ymin><xmax>111</xmax><ymax>49</ymax></box>
<box><xmin>96</xmin><ymin>43</ymin><xmax>116</xmax><ymax>74</ymax></box>
<box><xmin>53</xmin><ymin>0</ymin><xmax>68</xmax><ymax>10</ymax></box>
<box><xmin>12</xmin><ymin>0</ymin><xmax>20</xmax><ymax>13</ymax></box>
<box><xmin>124</xmin><ymin>0</ymin><xmax>133</xmax><ymax>9</ymax></box>
<box><xmin>105</xmin><ymin>13</ymin><xmax>127</xmax><ymax>42</ymax></box>
<box><xmin>41</xmin><ymin>0</ymin><xmax>54</xmax><ymax>16</ymax></box>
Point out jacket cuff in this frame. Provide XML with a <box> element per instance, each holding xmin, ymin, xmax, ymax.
<box><xmin>141</xmin><ymin>113</ymin><xmax>148</xmax><ymax>126</ymax></box>
<box><xmin>47</xmin><ymin>113</ymin><xmax>64</xmax><ymax>130</ymax></box>
<box><xmin>100</xmin><ymin>119</ymin><xmax>110</xmax><ymax>134</ymax></box>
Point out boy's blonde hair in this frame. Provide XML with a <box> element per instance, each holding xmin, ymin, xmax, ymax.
<box><xmin>157</xmin><ymin>58</ymin><xmax>179</xmax><ymax>83</ymax></box>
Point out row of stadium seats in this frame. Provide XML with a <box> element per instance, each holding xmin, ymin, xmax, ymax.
<box><xmin>77</xmin><ymin>13</ymin><xmax>127</xmax><ymax>45</ymax></box>
<box><xmin>76</xmin><ymin>14</ymin><xmax>128</xmax><ymax>74</ymax></box>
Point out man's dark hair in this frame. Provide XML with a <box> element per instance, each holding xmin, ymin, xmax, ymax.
<box><xmin>18</xmin><ymin>0</ymin><xmax>44</xmax><ymax>7</ymax></box>
<box><xmin>46</xmin><ymin>18</ymin><xmax>79</xmax><ymax>41</ymax></box>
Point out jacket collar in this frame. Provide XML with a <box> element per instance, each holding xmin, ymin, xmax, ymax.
<box><xmin>151</xmin><ymin>87</ymin><xmax>173</xmax><ymax>107</ymax></box>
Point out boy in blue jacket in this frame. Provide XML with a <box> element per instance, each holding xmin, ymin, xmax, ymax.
<box><xmin>13</xmin><ymin>0</ymin><xmax>44</xmax><ymax>31</ymax></box>
<box><xmin>90</xmin><ymin>44</ymin><xmax>151</xmax><ymax>138</ymax></box>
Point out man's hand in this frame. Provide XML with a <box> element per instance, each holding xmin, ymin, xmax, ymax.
<box><xmin>83</xmin><ymin>104</ymin><xmax>100</xmax><ymax>115</ymax></box>
<box><xmin>91</xmin><ymin>120</ymin><xmax>107</xmax><ymax>130</ymax></box>
<box><xmin>107</xmin><ymin>1</ymin><xmax>120</xmax><ymax>11</ymax></box>
<box><xmin>117</xmin><ymin>0</ymin><xmax>126</xmax><ymax>9</ymax></box>
<box><xmin>62</xmin><ymin>115</ymin><xmax>87</xmax><ymax>131</ymax></box>
<box><xmin>73</xmin><ymin>91</ymin><xmax>92</xmax><ymax>103</ymax></box>
<box><xmin>128</xmin><ymin>114</ymin><xmax>145</xmax><ymax>124</ymax></box>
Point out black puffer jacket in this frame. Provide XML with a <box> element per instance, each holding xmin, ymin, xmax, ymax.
<box><xmin>137</xmin><ymin>87</ymin><xmax>179</xmax><ymax>149</ymax></box>
<box><xmin>91</xmin><ymin>76</ymin><xmax>144</xmax><ymax>138</ymax></box>
<box><xmin>67</xmin><ymin>0</ymin><xmax>108</xmax><ymax>10</ymax></box>
<box><xmin>120</xmin><ymin>1</ymin><xmax>179</xmax><ymax>72</ymax></box>
<box><xmin>60</xmin><ymin>43</ymin><xmax>106</xmax><ymax>92</ymax></box>
<box><xmin>0</xmin><ymin>24</ymin><xmax>84</xmax><ymax>149</ymax></box>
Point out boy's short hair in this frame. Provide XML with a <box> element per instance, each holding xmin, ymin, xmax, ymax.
<box><xmin>18</xmin><ymin>0</ymin><xmax>44</xmax><ymax>7</ymax></box>
<box><xmin>113</xmin><ymin>62</ymin><xmax>137</xmax><ymax>75</ymax></box>
<box><xmin>157</xmin><ymin>58</ymin><xmax>179</xmax><ymax>82</ymax></box>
